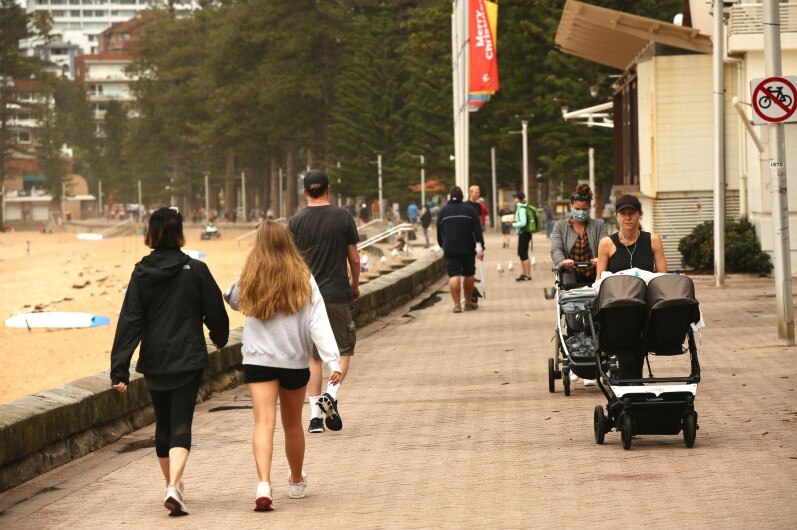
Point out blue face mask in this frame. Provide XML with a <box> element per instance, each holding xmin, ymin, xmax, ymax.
<box><xmin>571</xmin><ymin>209</ymin><xmax>590</xmax><ymax>222</ymax></box>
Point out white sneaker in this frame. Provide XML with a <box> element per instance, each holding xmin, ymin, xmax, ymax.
<box><xmin>163</xmin><ymin>486</ymin><xmax>188</xmax><ymax>516</ymax></box>
<box><xmin>288</xmin><ymin>473</ymin><xmax>307</xmax><ymax>499</ymax></box>
<box><xmin>568</xmin><ymin>371</ymin><xmax>579</xmax><ymax>383</ymax></box>
<box><xmin>254</xmin><ymin>482</ymin><xmax>273</xmax><ymax>512</ymax></box>
<box><xmin>583</xmin><ymin>379</ymin><xmax>597</xmax><ymax>387</ymax></box>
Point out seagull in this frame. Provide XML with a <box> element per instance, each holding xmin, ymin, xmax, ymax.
<box><xmin>390</xmin><ymin>249</ymin><xmax>400</xmax><ymax>258</ymax></box>
<box><xmin>497</xmin><ymin>263</ymin><xmax>504</xmax><ymax>274</ymax></box>
<box><xmin>507</xmin><ymin>260</ymin><xmax>515</xmax><ymax>272</ymax></box>
<box><xmin>380</xmin><ymin>256</ymin><xmax>388</xmax><ymax>264</ymax></box>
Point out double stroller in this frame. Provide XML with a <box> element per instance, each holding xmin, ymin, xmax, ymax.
<box><xmin>545</xmin><ymin>267</ymin><xmax>702</xmax><ymax>449</ymax></box>
<box><xmin>592</xmin><ymin>274</ymin><xmax>702</xmax><ymax>450</ymax></box>
<box><xmin>544</xmin><ymin>263</ymin><xmax>600</xmax><ymax>397</ymax></box>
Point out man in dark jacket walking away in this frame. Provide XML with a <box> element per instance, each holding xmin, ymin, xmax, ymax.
<box><xmin>110</xmin><ymin>207</ymin><xmax>229</xmax><ymax>516</ymax></box>
<box><xmin>437</xmin><ymin>186</ymin><xmax>484</xmax><ymax>313</ymax></box>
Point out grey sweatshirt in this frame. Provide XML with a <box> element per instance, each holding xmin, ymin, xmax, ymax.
<box><xmin>223</xmin><ymin>277</ymin><xmax>341</xmax><ymax>373</ymax></box>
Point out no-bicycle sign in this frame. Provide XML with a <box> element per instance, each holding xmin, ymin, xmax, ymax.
<box><xmin>750</xmin><ymin>76</ymin><xmax>797</xmax><ymax>125</ymax></box>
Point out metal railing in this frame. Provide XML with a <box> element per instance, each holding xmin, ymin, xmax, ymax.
<box><xmin>357</xmin><ymin>223</ymin><xmax>414</xmax><ymax>252</ymax></box>
<box><xmin>728</xmin><ymin>3</ymin><xmax>797</xmax><ymax>36</ymax></box>
<box><xmin>235</xmin><ymin>217</ymin><xmax>286</xmax><ymax>245</ymax></box>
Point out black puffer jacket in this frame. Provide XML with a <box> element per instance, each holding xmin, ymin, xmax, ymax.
<box><xmin>110</xmin><ymin>248</ymin><xmax>229</xmax><ymax>385</ymax></box>
<box><xmin>436</xmin><ymin>199</ymin><xmax>484</xmax><ymax>256</ymax></box>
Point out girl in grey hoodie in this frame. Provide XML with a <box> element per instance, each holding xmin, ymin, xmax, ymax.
<box><xmin>224</xmin><ymin>221</ymin><xmax>341</xmax><ymax>511</ymax></box>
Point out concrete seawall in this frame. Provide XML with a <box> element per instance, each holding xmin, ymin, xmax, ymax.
<box><xmin>0</xmin><ymin>253</ymin><xmax>444</xmax><ymax>492</ymax></box>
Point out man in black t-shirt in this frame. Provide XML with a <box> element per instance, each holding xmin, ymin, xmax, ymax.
<box><xmin>289</xmin><ymin>170</ymin><xmax>360</xmax><ymax>434</ymax></box>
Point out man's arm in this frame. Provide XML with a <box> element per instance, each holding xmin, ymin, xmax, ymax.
<box><xmin>347</xmin><ymin>244</ymin><xmax>360</xmax><ymax>300</ymax></box>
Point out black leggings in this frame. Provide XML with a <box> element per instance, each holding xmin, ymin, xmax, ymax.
<box><xmin>518</xmin><ymin>231</ymin><xmax>532</xmax><ymax>261</ymax></box>
<box><xmin>148</xmin><ymin>373</ymin><xmax>203</xmax><ymax>458</ymax></box>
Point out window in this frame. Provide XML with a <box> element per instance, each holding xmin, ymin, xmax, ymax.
<box><xmin>69</xmin><ymin>0</ymin><xmax>79</xmax><ymax>4</ymax></box>
<box><xmin>95</xmin><ymin>10</ymin><xmax>106</xmax><ymax>16</ymax></box>
<box><xmin>70</xmin><ymin>10</ymin><xmax>80</xmax><ymax>16</ymax></box>
<box><xmin>51</xmin><ymin>0</ymin><xmax>66</xmax><ymax>4</ymax></box>
<box><xmin>83</xmin><ymin>10</ymin><xmax>92</xmax><ymax>16</ymax></box>
<box><xmin>51</xmin><ymin>10</ymin><xmax>66</xmax><ymax>16</ymax></box>
<box><xmin>14</xmin><ymin>131</ymin><xmax>32</xmax><ymax>144</ymax></box>
<box><xmin>87</xmin><ymin>34</ymin><xmax>95</xmax><ymax>41</ymax></box>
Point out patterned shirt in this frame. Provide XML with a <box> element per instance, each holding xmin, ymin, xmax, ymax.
<box><xmin>569</xmin><ymin>219</ymin><xmax>594</xmax><ymax>282</ymax></box>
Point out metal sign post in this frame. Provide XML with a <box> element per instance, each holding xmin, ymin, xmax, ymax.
<box><xmin>762</xmin><ymin>0</ymin><xmax>794</xmax><ymax>345</ymax></box>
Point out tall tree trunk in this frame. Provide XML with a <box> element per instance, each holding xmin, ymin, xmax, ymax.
<box><xmin>270</xmin><ymin>151</ymin><xmax>280</xmax><ymax>217</ymax></box>
<box><xmin>306</xmin><ymin>147</ymin><xmax>315</xmax><ymax>171</ymax></box>
<box><xmin>224</xmin><ymin>149</ymin><xmax>237</xmax><ymax>222</ymax></box>
<box><xmin>245</xmin><ymin>166</ymin><xmax>255</xmax><ymax>221</ymax></box>
<box><xmin>286</xmin><ymin>148</ymin><xmax>297</xmax><ymax>215</ymax></box>
<box><xmin>170</xmin><ymin>157</ymin><xmax>181</xmax><ymax>207</ymax></box>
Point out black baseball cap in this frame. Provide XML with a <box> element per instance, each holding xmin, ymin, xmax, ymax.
<box><xmin>615</xmin><ymin>194</ymin><xmax>641</xmax><ymax>212</ymax></box>
<box><xmin>304</xmin><ymin>169</ymin><xmax>329</xmax><ymax>196</ymax></box>
<box><xmin>514</xmin><ymin>191</ymin><xmax>526</xmax><ymax>200</ymax></box>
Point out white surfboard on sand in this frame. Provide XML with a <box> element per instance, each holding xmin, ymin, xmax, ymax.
<box><xmin>77</xmin><ymin>233</ymin><xmax>104</xmax><ymax>241</ymax></box>
<box><xmin>4</xmin><ymin>312</ymin><xmax>111</xmax><ymax>329</ymax></box>
<box><xmin>184</xmin><ymin>250</ymin><xmax>206</xmax><ymax>259</ymax></box>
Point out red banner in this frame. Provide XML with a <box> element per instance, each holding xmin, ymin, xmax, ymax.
<box><xmin>469</xmin><ymin>0</ymin><xmax>499</xmax><ymax>93</ymax></box>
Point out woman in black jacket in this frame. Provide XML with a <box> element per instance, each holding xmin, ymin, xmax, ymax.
<box><xmin>110</xmin><ymin>207</ymin><xmax>229</xmax><ymax>516</ymax></box>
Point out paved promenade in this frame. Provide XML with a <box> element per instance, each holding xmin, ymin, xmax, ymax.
<box><xmin>1</xmin><ymin>234</ymin><xmax>795</xmax><ymax>529</ymax></box>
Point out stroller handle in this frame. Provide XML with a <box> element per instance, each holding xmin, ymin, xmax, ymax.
<box><xmin>552</xmin><ymin>261</ymin><xmax>592</xmax><ymax>272</ymax></box>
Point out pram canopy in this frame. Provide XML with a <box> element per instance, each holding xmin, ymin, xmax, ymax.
<box><xmin>594</xmin><ymin>275</ymin><xmax>648</xmax><ymax>355</ymax></box>
<box><xmin>645</xmin><ymin>275</ymin><xmax>700</xmax><ymax>355</ymax></box>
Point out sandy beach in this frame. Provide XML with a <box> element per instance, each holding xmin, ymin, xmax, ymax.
<box><xmin>0</xmin><ymin>228</ymin><xmax>252</xmax><ymax>404</ymax></box>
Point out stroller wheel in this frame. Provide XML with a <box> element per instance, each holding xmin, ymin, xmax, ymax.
<box><xmin>620</xmin><ymin>414</ymin><xmax>633</xmax><ymax>450</ymax></box>
<box><xmin>562</xmin><ymin>370</ymin><xmax>571</xmax><ymax>397</ymax></box>
<box><xmin>547</xmin><ymin>358</ymin><xmax>556</xmax><ymax>393</ymax></box>
<box><xmin>593</xmin><ymin>406</ymin><xmax>606</xmax><ymax>445</ymax></box>
<box><xmin>683</xmin><ymin>411</ymin><xmax>697</xmax><ymax>448</ymax></box>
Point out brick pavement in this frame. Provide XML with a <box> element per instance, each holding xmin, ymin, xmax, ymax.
<box><xmin>1</xmin><ymin>233</ymin><xmax>795</xmax><ymax>529</ymax></box>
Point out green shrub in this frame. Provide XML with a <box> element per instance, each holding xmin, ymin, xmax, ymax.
<box><xmin>678</xmin><ymin>219</ymin><xmax>773</xmax><ymax>275</ymax></box>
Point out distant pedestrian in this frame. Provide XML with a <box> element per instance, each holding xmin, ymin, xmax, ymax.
<box><xmin>512</xmin><ymin>192</ymin><xmax>533</xmax><ymax>282</ymax></box>
<box><xmin>437</xmin><ymin>186</ymin><xmax>484</xmax><ymax>312</ymax></box>
<box><xmin>289</xmin><ymin>170</ymin><xmax>360</xmax><ymax>434</ymax></box>
<box><xmin>25</xmin><ymin>240</ymin><xmax>30</xmax><ymax>256</ymax></box>
<box><xmin>224</xmin><ymin>221</ymin><xmax>341</xmax><ymax>511</ymax></box>
<box><xmin>407</xmin><ymin>202</ymin><xmax>419</xmax><ymax>224</ymax></box>
<box><xmin>110</xmin><ymin>207</ymin><xmax>229</xmax><ymax>516</ymax></box>
<box><xmin>420</xmin><ymin>205</ymin><xmax>432</xmax><ymax>248</ymax></box>
<box><xmin>359</xmin><ymin>203</ymin><xmax>370</xmax><ymax>225</ymax></box>
<box><xmin>467</xmin><ymin>185</ymin><xmax>489</xmax><ymax>230</ymax></box>
<box><xmin>498</xmin><ymin>203</ymin><xmax>512</xmax><ymax>248</ymax></box>
<box><xmin>544</xmin><ymin>203</ymin><xmax>554</xmax><ymax>239</ymax></box>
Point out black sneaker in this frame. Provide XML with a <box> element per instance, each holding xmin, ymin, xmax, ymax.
<box><xmin>308</xmin><ymin>417</ymin><xmax>325</xmax><ymax>433</ymax></box>
<box><xmin>515</xmin><ymin>274</ymin><xmax>531</xmax><ymax>282</ymax></box>
<box><xmin>317</xmin><ymin>393</ymin><xmax>342</xmax><ymax>431</ymax></box>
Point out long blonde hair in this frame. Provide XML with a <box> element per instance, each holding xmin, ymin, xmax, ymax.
<box><xmin>238</xmin><ymin>221</ymin><xmax>311</xmax><ymax>320</ymax></box>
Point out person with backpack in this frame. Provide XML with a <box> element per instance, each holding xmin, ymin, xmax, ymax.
<box><xmin>512</xmin><ymin>192</ymin><xmax>539</xmax><ymax>282</ymax></box>
<box><xmin>224</xmin><ymin>221</ymin><xmax>341</xmax><ymax>511</ymax></box>
<box><xmin>110</xmin><ymin>207</ymin><xmax>229</xmax><ymax>517</ymax></box>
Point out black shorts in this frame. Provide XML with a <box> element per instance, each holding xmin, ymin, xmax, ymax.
<box><xmin>313</xmin><ymin>302</ymin><xmax>356</xmax><ymax>358</ymax></box>
<box><xmin>243</xmin><ymin>365</ymin><xmax>310</xmax><ymax>390</ymax></box>
<box><xmin>518</xmin><ymin>231</ymin><xmax>532</xmax><ymax>261</ymax></box>
<box><xmin>445</xmin><ymin>255</ymin><xmax>476</xmax><ymax>277</ymax></box>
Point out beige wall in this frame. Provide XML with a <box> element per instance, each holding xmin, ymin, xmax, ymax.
<box><xmin>637</xmin><ymin>54</ymin><xmax>739</xmax><ymax>199</ymax></box>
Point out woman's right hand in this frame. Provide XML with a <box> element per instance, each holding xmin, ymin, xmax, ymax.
<box><xmin>562</xmin><ymin>259</ymin><xmax>575</xmax><ymax>269</ymax></box>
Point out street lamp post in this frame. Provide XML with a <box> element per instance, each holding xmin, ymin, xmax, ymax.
<box><xmin>278</xmin><ymin>167</ymin><xmax>284</xmax><ymax>219</ymax></box>
<box><xmin>204</xmin><ymin>172</ymin><xmax>210</xmax><ymax>223</ymax></box>
<box><xmin>491</xmin><ymin>146</ymin><xmax>498</xmax><ymax>229</ymax></box>
<box><xmin>410</xmin><ymin>154</ymin><xmax>426</xmax><ymax>208</ymax></box>
<box><xmin>377</xmin><ymin>154</ymin><xmax>384</xmax><ymax>221</ymax></box>
<box><xmin>521</xmin><ymin>120</ymin><xmax>528</xmax><ymax>200</ymax></box>
<box><xmin>509</xmin><ymin>119</ymin><xmax>530</xmax><ymax>199</ymax></box>
<box><xmin>98</xmin><ymin>180</ymin><xmax>102</xmax><ymax>218</ymax></box>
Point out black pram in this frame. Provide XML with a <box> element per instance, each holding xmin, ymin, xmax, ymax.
<box><xmin>592</xmin><ymin>274</ymin><xmax>701</xmax><ymax>450</ymax></box>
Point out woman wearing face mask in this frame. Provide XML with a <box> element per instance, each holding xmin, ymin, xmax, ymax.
<box><xmin>550</xmin><ymin>184</ymin><xmax>608</xmax><ymax>287</ymax></box>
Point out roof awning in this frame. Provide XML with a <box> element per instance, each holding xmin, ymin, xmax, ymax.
<box><xmin>555</xmin><ymin>0</ymin><xmax>713</xmax><ymax>71</ymax></box>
